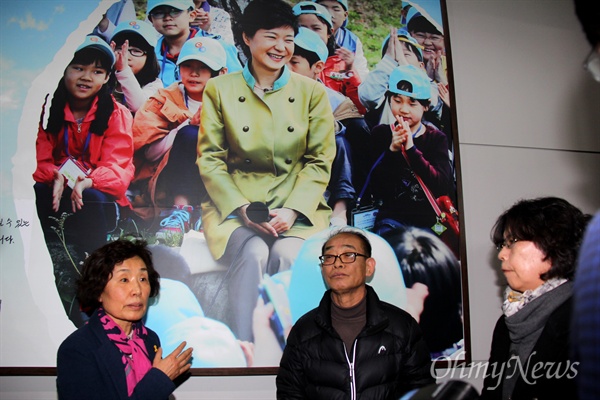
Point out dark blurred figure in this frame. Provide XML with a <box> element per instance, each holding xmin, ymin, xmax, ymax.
<box><xmin>572</xmin><ymin>2</ymin><xmax>600</xmax><ymax>400</ymax></box>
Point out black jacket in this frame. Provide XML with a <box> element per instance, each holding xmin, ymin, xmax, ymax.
<box><xmin>480</xmin><ymin>297</ymin><xmax>578</xmax><ymax>400</ymax></box>
<box><xmin>276</xmin><ymin>285</ymin><xmax>434</xmax><ymax>399</ymax></box>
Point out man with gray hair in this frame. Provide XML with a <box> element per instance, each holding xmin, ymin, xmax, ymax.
<box><xmin>276</xmin><ymin>228</ymin><xmax>433</xmax><ymax>399</ymax></box>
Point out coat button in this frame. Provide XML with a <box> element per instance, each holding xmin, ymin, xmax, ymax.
<box><xmin>287</xmin><ymin>126</ymin><xmax>294</xmax><ymax>132</ymax></box>
<box><xmin>239</xmin><ymin>96</ymin><xmax>246</xmax><ymax>102</ymax></box>
<box><xmin>245</xmin><ymin>159</ymin><xmax>251</xmax><ymax>164</ymax></box>
<box><xmin>243</xmin><ymin>126</ymin><xmax>249</xmax><ymax>132</ymax></box>
<box><xmin>285</xmin><ymin>158</ymin><xmax>292</xmax><ymax>164</ymax></box>
<box><xmin>289</xmin><ymin>97</ymin><xmax>295</xmax><ymax>103</ymax></box>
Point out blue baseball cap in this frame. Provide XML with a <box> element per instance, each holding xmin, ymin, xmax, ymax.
<box><xmin>177</xmin><ymin>37</ymin><xmax>227</xmax><ymax>71</ymax></box>
<box><xmin>111</xmin><ymin>20</ymin><xmax>159</xmax><ymax>48</ymax></box>
<box><xmin>382</xmin><ymin>29</ymin><xmax>424</xmax><ymax>60</ymax></box>
<box><xmin>294</xmin><ymin>1</ymin><xmax>333</xmax><ymax>29</ymax></box>
<box><xmin>388</xmin><ymin>64</ymin><xmax>431</xmax><ymax>100</ymax></box>
<box><xmin>295</xmin><ymin>27</ymin><xmax>328</xmax><ymax>63</ymax></box>
<box><xmin>147</xmin><ymin>0</ymin><xmax>194</xmax><ymax>15</ymax></box>
<box><xmin>313</xmin><ymin>0</ymin><xmax>348</xmax><ymax>12</ymax></box>
<box><xmin>403</xmin><ymin>2</ymin><xmax>444</xmax><ymax>35</ymax></box>
<box><xmin>75</xmin><ymin>35</ymin><xmax>115</xmax><ymax>67</ymax></box>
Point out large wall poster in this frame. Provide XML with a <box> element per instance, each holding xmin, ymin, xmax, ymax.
<box><xmin>0</xmin><ymin>0</ymin><xmax>469</xmax><ymax>374</ymax></box>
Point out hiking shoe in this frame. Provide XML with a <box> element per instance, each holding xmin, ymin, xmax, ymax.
<box><xmin>155</xmin><ymin>205</ymin><xmax>193</xmax><ymax>244</ymax></box>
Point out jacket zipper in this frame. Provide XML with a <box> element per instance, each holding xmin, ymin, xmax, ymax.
<box><xmin>344</xmin><ymin>340</ymin><xmax>358</xmax><ymax>400</ymax></box>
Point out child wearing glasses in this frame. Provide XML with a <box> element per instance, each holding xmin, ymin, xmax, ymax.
<box><xmin>403</xmin><ymin>3</ymin><xmax>447</xmax><ymax>85</ymax></box>
<box><xmin>109</xmin><ymin>20</ymin><xmax>162</xmax><ymax>113</ymax></box>
<box><xmin>147</xmin><ymin>0</ymin><xmax>241</xmax><ymax>87</ymax></box>
<box><xmin>147</xmin><ymin>0</ymin><xmax>200</xmax><ymax>87</ymax></box>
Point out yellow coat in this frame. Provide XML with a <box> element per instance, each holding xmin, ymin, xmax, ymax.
<box><xmin>198</xmin><ymin>68</ymin><xmax>335</xmax><ymax>259</ymax></box>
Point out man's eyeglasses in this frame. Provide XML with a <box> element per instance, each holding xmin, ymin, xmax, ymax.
<box><xmin>115</xmin><ymin>46</ymin><xmax>146</xmax><ymax>57</ymax></box>
<box><xmin>495</xmin><ymin>238</ymin><xmax>518</xmax><ymax>252</ymax></box>
<box><xmin>150</xmin><ymin>7</ymin><xmax>186</xmax><ymax>20</ymax></box>
<box><xmin>583</xmin><ymin>46</ymin><xmax>600</xmax><ymax>83</ymax></box>
<box><xmin>319</xmin><ymin>252</ymin><xmax>368</xmax><ymax>266</ymax></box>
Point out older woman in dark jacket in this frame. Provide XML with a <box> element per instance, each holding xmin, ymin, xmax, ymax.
<box><xmin>56</xmin><ymin>240</ymin><xmax>193</xmax><ymax>400</ymax></box>
<box><xmin>480</xmin><ymin>197</ymin><xmax>591</xmax><ymax>400</ymax></box>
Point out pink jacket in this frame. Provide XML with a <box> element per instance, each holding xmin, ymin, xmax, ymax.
<box><xmin>33</xmin><ymin>97</ymin><xmax>135</xmax><ymax>207</ymax></box>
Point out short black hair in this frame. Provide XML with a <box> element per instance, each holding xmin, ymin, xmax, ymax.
<box><xmin>491</xmin><ymin>197</ymin><xmax>592</xmax><ymax>281</ymax></box>
<box><xmin>233</xmin><ymin>0</ymin><xmax>298</xmax><ymax>60</ymax></box>
<box><xmin>385</xmin><ymin>84</ymin><xmax>430</xmax><ymax>108</ymax></box>
<box><xmin>381</xmin><ymin>38</ymin><xmax>423</xmax><ymax>62</ymax></box>
<box><xmin>408</xmin><ymin>15</ymin><xmax>442</xmax><ymax>35</ymax></box>
<box><xmin>77</xmin><ymin>239</ymin><xmax>160</xmax><ymax>315</ymax></box>
<box><xmin>293</xmin><ymin>46</ymin><xmax>322</xmax><ymax>67</ymax></box>
<box><xmin>322</xmin><ymin>228</ymin><xmax>372</xmax><ymax>257</ymax></box>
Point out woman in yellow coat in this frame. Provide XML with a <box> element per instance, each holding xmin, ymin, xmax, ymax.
<box><xmin>198</xmin><ymin>0</ymin><xmax>335</xmax><ymax>341</ymax></box>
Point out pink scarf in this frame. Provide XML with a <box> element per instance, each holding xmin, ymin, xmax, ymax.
<box><xmin>98</xmin><ymin>308</ymin><xmax>153</xmax><ymax>396</ymax></box>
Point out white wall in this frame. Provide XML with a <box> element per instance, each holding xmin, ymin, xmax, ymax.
<box><xmin>2</xmin><ymin>0</ymin><xmax>599</xmax><ymax>398</ymax></box>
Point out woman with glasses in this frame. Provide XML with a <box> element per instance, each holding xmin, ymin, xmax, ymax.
<box><xmin>197</xmin><ymin>0</ymin><xmax>335</xmax><ymax>342</ymax></box>
<box><xmin>480</xmin><ymin>197</ymin><xmax>591</xmax><ymax>399</ymax></box>
<box><xmin>110</xmin><ymin>20</ymin><xmax>162</xmax><ymax>113</ymax></box>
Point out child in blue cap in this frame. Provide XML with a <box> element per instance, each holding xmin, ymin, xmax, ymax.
<box><xmin>147</xmin><ymin>0</ymin><xmax>241</xmax><ymax>86</ymax></box>
<box><xmin>110</xmin><ymin>20</ymin><xmax>162</xmax><ymax>113</ymax></box>
<box><xmin>130</xmin><ymin>36</ymin><xmax>228</xmax><ymax>242</ymax></box>
<box><xmin>359</xmin><ymin>28</ymin><xmax>439</xmax><ymax>128</ymax></box>
<box><xmin>32</xmin><ymin>35</ymin><xmax>135</xmax><ymax>323</ymax></box>
<box><xmin>359</xmin><ymin>28</ymin><xmax>452</xmax><ymax>168</ymax></box>
<box><xmin>313</xmin><ymin>0</ymin><xmax>369</xmax><ymax>80</ymax></box>
<box><xmin>289</xmin><ymin>27</ymin><xmax>356</xmax><ymax>226</ymax></box>
<box><xmin>293</xmin><ymin>1</ymin><xmax>366</xmax><ymax>115</ymax></box>
<box><xmin>367</xmin><ymin>64</ymin><xmax>454</xmax><ymax>240</ymax></box>
<box><xmin>403</xmin><ymin>1</ymin><xmax>447</xmax><ymax>85</ymax></box>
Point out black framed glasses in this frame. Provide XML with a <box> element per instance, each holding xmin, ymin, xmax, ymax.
<box><xmin>495</xmin><ymin>238</ymin><xmax>518</xmax><ymax>252</ymax></box>
<box><xmin>319</xmin><ymin>252</ymin><xmax>368</xmax><ymax>266</ymax></box>
<box><xmin>150</xmin><ymin>7</ymin><xmax>186</xmax><ymax>20</ymax></box>
<box><xmin>115</xmin><ymin>46</ymin><xmax>147</xmax><ymax>57</ymax></box>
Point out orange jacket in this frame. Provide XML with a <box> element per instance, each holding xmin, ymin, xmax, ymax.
<box><xmin>131</xmin><ymin>83</ymin><xmax>193</xmax><ymax>210</ymax></box>
<box><xmin>33</xmin><ymin>97</ymin><xmax>134</xmax><ymax>207</ymax></box>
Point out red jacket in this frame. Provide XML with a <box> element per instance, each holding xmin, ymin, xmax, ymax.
<box><xmin>320</xmin><ymin>55</ymin><xmax>366</xmax><ymax>115</ymax></box>
<box><xmin>33</xmin><ymin>97</ymin><xmax>135</xmax><ymax>207</ymax></box>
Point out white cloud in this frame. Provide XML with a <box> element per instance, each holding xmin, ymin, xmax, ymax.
<box><xmin>54</xmin><ymin>5</ymin><xmax>66</xmax><ymax>14</ymax></box>
<box><xmin>8</xmin><ymin>12</ymin><xmax>50</xmax><ymax>31</ymax></box>
<box><xmin>0</xmin><ymin>89</ymin><xmax>20</xmax><ymax>110</ymax></box>
<box><xmin>1</xmin><ymin>57</ymin><xmax>42</xmax><ymax>112</ymax></box>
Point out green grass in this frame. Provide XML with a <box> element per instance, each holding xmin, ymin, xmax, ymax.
<box><xmin>346</xmin><ymin>0</ymin><xmax>405</xmax><ymax>70</ymax></box>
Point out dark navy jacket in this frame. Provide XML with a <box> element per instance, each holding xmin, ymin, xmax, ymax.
<box><xmin>57</xmin><ymin>311</ymin><xmax>174</xmax><ymax>400</ymax></box>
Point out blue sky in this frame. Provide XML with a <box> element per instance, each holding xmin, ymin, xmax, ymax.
<box><xmin>0</xmin><ymin>1</ymin><xmax>100</xmax><ymax>193</ymax></box>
